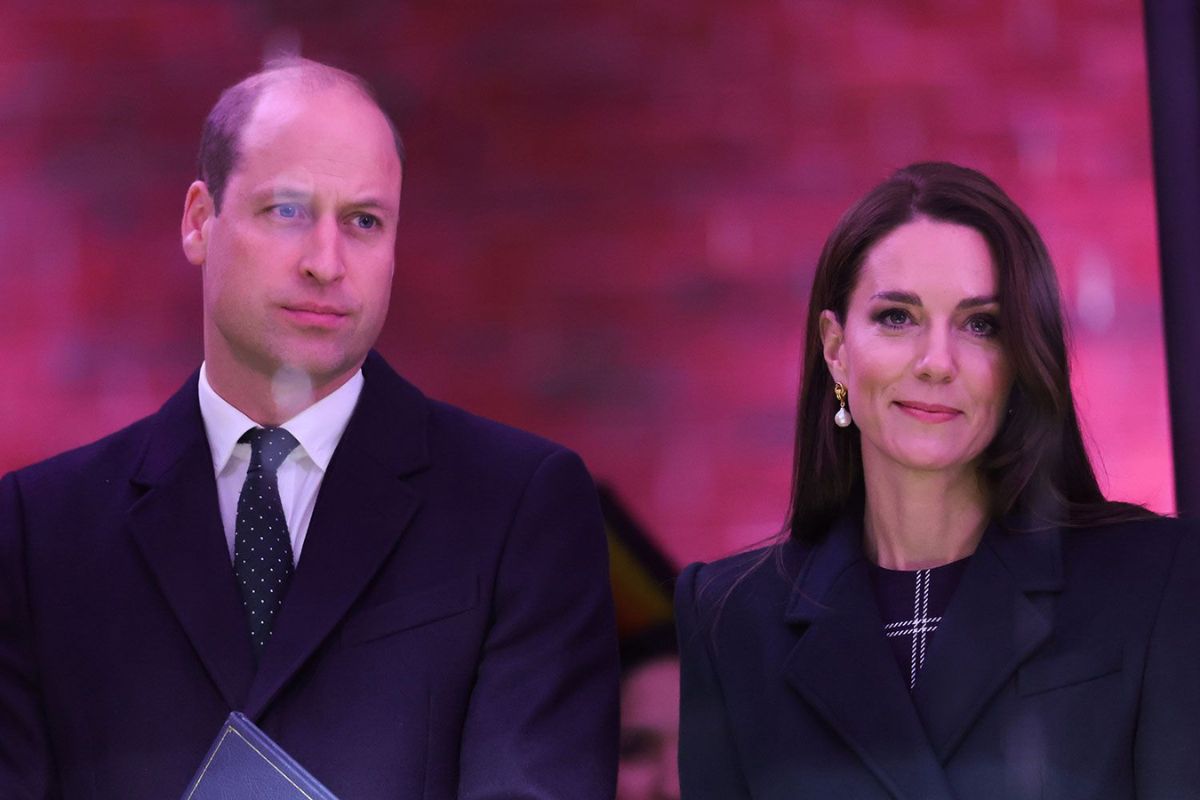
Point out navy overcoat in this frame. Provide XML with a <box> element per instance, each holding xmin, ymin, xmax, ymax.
<box><xmin>0</xmin><ymin>351</ymin><xmax>618</xmax><ymax>799</ymax></box>
<box><xmin>677</xmin><ymin>515</ymin><xmax>1200</xmax><ymax>799</ymax></box>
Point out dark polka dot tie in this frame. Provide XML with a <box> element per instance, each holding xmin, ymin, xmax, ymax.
<box><xmin>234</xmin><ymin>426</ymin><xmax>299</xmax><ymax>658</ymax></box>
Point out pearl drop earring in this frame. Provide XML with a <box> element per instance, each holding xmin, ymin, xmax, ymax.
<box><xmin>834</xmin><ymin>383</ymin><xmax>852</xmax><ymax>428</ymax></box>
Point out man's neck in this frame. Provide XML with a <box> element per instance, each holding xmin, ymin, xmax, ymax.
<box><xmin>204</xmin><ymin>362</ymin><xmax>359</xmax><ymax>426</ymax></box>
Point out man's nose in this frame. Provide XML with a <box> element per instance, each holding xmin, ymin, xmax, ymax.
<box><xmin>300</xmin><ymin>216</ymin><xmax>345</xmax><ymax>283</ymax></box>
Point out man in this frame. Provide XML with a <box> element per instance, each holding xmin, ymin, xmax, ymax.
<box><xmin>0</xmin><ymin>58</ymin><xmax>618</xmax><ymax>799</ymax></box>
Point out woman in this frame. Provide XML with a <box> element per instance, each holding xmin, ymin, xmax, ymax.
<box><xmin>676</xmin><ymin>162</ymin><xmax>1200</xmax><ymax>799</ymax></box>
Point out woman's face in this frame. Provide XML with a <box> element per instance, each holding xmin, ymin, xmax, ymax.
<box><xmin>820</xmin><ymin>217</ymin><xmax>1013</xmax><ymax>478</ymax></box>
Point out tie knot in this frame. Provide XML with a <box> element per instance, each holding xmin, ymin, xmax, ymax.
<box><xmin>240</xmin><ymin>427</ymin><xmax>299</xmax><ymax>472</ymax></box>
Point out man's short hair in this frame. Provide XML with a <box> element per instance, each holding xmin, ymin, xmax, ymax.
<box><xmin>196</xmin><ymin>56</ymin><xmax>406</xmax><ymax>214</ymax></box>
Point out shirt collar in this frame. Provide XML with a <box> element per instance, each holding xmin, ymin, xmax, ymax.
<box><xmin>197</xmin><ymin>363</ymin><xmax>364</xmax><ymax>474</ymax></box>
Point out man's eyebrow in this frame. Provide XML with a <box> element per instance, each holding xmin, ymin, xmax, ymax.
<box><xmin>349</xmin><ymin>197</ymin><xmax>397</xmax><ymax>213</ymax></box>
<box><xmin>255</xmin><ymin>186</ymin><xmax>313</xmax><ymax>202</ymax></box>
<box><xmin>251</xmin><ymin>187</ymin><xmax>397</xmax><ymax>215</ymax></box>
<box><xmin>868</xmin><ymin>290</ymin><xmax>999</xmax><ymax>310</ymax></box>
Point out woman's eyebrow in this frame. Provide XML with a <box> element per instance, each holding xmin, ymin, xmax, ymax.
<box><xmin>870</xmin><ymin>290</ymin><xmax>922</xmax><ymax>305</ymax></box>
<box><xmin>867</xmin><ymin>291</ymin><xmax>999</xmax><ymax>310</ymax></box>
<box><xmin>957</xmin><ymin>295</ymin><xmax>999</xmax><ymax>310</ymax></box>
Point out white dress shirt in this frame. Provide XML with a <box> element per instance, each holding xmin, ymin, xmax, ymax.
<box><xmin>197</xmin><ymin>363</ymin><xmax>364</xmax><ymax>565</ymax></box>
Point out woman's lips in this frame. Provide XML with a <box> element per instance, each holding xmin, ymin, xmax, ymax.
<box><xmin>893</xmin><ymin>400</ymin><xmax>961</xmax><ymax>422</ymax></box>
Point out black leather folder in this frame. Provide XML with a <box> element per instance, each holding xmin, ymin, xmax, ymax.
<box><xmin>181</xmin><ymin>712</ymin><xmax>339</xmax><ymax>799</ymax></box>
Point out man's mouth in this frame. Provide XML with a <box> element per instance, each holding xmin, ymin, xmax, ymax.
<box><xmin>281</xmin><ymin>305</ymin><xmax>351</xmax><ymax>328</ymax></box>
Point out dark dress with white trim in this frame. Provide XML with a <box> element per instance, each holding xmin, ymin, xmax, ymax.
<box><xmin>869</xmin><ymin>558</ymin><xmax>969</xmax><ymax>690</ymax></box>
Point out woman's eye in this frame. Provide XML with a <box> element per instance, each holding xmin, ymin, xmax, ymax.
<box><xmin>966</xmin><ymin>314</ymin><xmax>999</xmax><ymax>337</ymax></box>
<box><xmin>876</xmin><ymin>308</ymin><xmax>911</xmax><ymax>328</ymax></box>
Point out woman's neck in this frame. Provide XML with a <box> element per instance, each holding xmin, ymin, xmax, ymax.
<box><xmin>861</xmin><ymin>462</ymin><xmax>989</xmax><ymax>570</ymax></box>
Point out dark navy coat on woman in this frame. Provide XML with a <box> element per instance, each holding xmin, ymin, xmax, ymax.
<box><xmin>676</xmin><ymin>515</ymin><xmax>1200</xmax><ymax>799</ymax></box>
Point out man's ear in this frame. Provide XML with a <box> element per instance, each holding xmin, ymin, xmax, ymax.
<box><xmin>181</xmin><ymin>181</ymin><xmax>215</xmax><ymax>266</ymax></box>
<box><xmin>819</xmin><ymin>309</ymin><xmax>848</xmax><ymax>384</ymax></box>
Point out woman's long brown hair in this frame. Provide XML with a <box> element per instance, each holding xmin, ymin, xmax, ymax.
<box><xmin>786</xmin><ymin>162</ymin><xmax>1150</xmax><ymax>543</ymax></box>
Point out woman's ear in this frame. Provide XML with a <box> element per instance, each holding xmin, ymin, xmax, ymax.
<box><xmin>819</xmin><ymin>309</ymin><xmax>847</xmax><ymax>384</ymax></box>
<box><xmin>181</xmin><ymin>181</ymin><xmax>214</xmax><ymax>266</ymax></box>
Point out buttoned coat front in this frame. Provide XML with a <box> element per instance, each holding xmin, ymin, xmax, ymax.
<box><xmin>676</xmin><ymin>516</ymin><xmax>1200</xmax><ymax>799</ymax></box>
<box><xmin>0</xmin><ymin>352</ymin><xmax>618</xmax><ymax>800</ymax></box>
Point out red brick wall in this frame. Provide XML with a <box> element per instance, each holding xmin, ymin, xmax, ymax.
<box><xmin>0</xmin><ymin>0</ymin><xmax>1168</xmax><ymax>564</ymax></box>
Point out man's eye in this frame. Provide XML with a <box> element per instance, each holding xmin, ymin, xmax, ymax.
<box><xmin>352</xmin><ymin>213</ymin><xmax>380</xmax><ymax>230</ymax></box>
<box><xmin>273</xmin><ymin>204</ymin><xmax>302</xmax><ymax>219</ymax></box>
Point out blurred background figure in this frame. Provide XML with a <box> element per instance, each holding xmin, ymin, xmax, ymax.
<box><xmin>618</xmin><ymin>626</ymin><xmax>681</xmax><ymax>800</ymax></box>
<box><xmin>603</xmin><ymin>486</ymin><xmax>681</xmax><ymax>800</ymax></box>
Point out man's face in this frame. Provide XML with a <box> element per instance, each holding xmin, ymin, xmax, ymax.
<box><xmin>183</xmin><ymin>81</ymin><xmax>402</xmax><ymax>404</ymax></box>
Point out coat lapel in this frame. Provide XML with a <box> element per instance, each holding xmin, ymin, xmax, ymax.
<box><xmin>910</xmin><ymin>524</ymin><xmax>1061</xmax><ymax>761</ymax></box>
<box><xmin>244</xmin><ymin>353</ymin><xmax>431</xmax><ymax>719</ymax></box>
<box><xmin>783</xmin><ymin>519</ymin><xmax>957</xmax><ymax>800</ymax></box>
<box><xmin>127</xmin><ymin>373</ymin><xmax>256</xmax><ymax>711</ymax></box>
